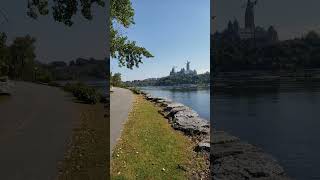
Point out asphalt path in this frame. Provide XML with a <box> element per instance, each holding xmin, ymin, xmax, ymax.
<box><xmin>0</xmin><ymin>81</ymin><xmax>82</xmax><ymax>180</ymax></box>
<box><xmin>110</xmin><ymin>87</ymin><xmax>133</xmax><ymax>154</ymax></box>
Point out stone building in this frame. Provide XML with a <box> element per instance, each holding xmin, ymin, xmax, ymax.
<box><xmin>170</xmin><ymin>61</ymin><xmax>197</xmax><ymax>76</ymax></box>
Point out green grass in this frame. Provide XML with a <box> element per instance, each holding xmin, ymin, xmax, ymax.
<box><xmin>111</xmin><ymin>95</ymin><xmax>205</xmax><ymax>180</ymax></box>
<box><xmin>57</xmin><ymin>103</ymin><xmax>109</xmax><ymax>180</ymax></box>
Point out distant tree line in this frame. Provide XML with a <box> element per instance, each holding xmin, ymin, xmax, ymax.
<box><xmin>214</xmin><ymin>30</ymin><xmax>320</xmax><ymax>72</ymax></box>
<box><xmin>125</xmin><ymin>72</ymin><xmax>210</xmax><ymax>87</ymax></box>
<box><xmin>0</xmin><ymin>32</ymin><xmax>107</xmax><ymax>83</ymax></box>
<box><xmin>47</xmin><ymin>58</ymin><xmax>107</xmax><ymax>81</ymax></box>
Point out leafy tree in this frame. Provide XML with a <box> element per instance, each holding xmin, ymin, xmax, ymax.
<box><xmin>0</xmin><ymin>32</ymin><xmax>9</xmax><ymax>76</ymax></box>
<box><xmin>9</xmin><ymin>35</ymin><xmax>36</xmax><ymax>80</ymax></box>
<box><xmin>109</xmin><ymin>71</ymin><xmax>112</xmax><ymax>84</ymax></box>
<box><xmin>305</xmin><ymin>31</ymin><xmax>320</xmax><ymax>41</ymax></box>
<box><xmin>26</xmin><ymin>0</ymin><xmax>105</xmax><ymax>26</ymax></box>
<box><xmin>28</xmin><ymin>0</ymin><xmax>153</xmax><ymax>69</ymax></box>
<box><xmin>110</xmin><ymin>0</ymin><xmax>153</xmax><ymax>69</ymax></box>
<box><xmin>111</xmin><ymin>72</ymin><xmax>122</xmax><ymax>87</ymax></box>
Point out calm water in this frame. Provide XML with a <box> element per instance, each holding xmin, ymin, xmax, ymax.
<box><xmin>213</xmin><ymin>83</ymin><xmax>320</xmax><ymax>180</ymax></box>
<box><xmin>140</xmin><ymin>86</ymin><xmax>210</xmax><ymax>121</ymax></box>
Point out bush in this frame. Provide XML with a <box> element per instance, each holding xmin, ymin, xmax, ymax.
<box><xmin>63</xmin><ymin>82</ymin><xmax>100</xmax><ymax>104</ymax></box>
<box><xmin>36</xmin><ymin>73</ymin><xmax>53</xmax><ymax>83</ymax></box>
<box><xmin>48</xmin><ymin>81</ymin><xmax>60</xmax><ymax>87</ymax></box>
<box><xmin>129</xmin><ymin>87</ymin><xmax>142</xmax><ymax>94</ymax></box>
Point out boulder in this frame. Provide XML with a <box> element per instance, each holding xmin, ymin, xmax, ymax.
<box><xmin>174</xmin><ymin>109</ymin><xmax>199</xmax><ymax>119</ymax></box>
<box><xmin>212</xmin><ymin>131</ymin><xmax>240</xmax><ymax>145</ymax></box>
<box><xmin>213</xmin><ymin>148</ymin><xmax>288</xmax><ymax>179</ymax></box>
<box><xmin>195</xmin><ymin>135</ymin><xmax>210</xmax><ymax>152</ymax></box>
<box><xmin>164</xmin><ymin>102</ymin><xmax>185</xmax><ymax>110</ymax></box>
<box><xmin>163</xmin><ymin>106</ymin><xmax>194</xmax><ymax>119</ymax></box>
<box><xmin>154</xmin><ymin>97</ymin><xmax>172</xmax><ymax>104</ymax></box>
<box><xmin>172</xmin><ymin>116</ymin><xmax>209</xmax><ymax>135</ymax></box>
<box><xmin>195</xmin><ymin>142</ymin><xmax>210</xmax><ymax>152</ymax></box>
<box><xmin>211</xmin><ymin>130</ymin><xmax>291</xmax><ymax>179</ymax></box>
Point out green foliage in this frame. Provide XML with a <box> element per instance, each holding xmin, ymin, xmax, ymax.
<box><xmin>125</xmin><ymin>72</ymin><xmax>210</xmax><ymax>87</ymax></box>
<box><xmin>0</xmin><ymin>33</ymin><xmax>37</xmax><ymax>80</ymax></box>
<box><xmin>9</xmin><ymin>35</ymin><xmax>36</xmax><ymax>80</ymax></box>
<box><xmin>110</xmin><ymin>0</ymin><xmax>153</xmax><ymax>69</ymax></box>
<box><xmin>48</xmin><ymin>81</ymin><xmax>60</xmax><ymax>87</ymax></box>
<box><xmin>35</xmin><ymin>68</ymin><xmax>53</xmax><ymax>83</ymax></box>
<box><xmin>27</xmin><ymin>0</ymin><xmax>105</xmax><ymax>26</ymax></box>
<box><xmin>63</xmin><ymin>82</ymin><xmax>101</xmax><ymax>104</ymax></box>
<box><xmin>0</xmin><ymin>33</ymin><xmax>9</xmax><ymax>76</ymax></box>
<box><xmin>305</xmin><ymin>31</ymin><xmax>320</xmax><ymax>41</ymax></box>
<box><xmin>110</xmin><ymin>72</ymin><xmax>123</xmax><ymax>87</ymax></box>
<box><xmin>128</xmin><ymin>87</ymin><xmax>142</xmax><ymax>94</ymax></box>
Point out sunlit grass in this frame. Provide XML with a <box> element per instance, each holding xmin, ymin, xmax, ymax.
<box><xmin>111</xmin><ymin>95</ymin><xmax>204</xmax><ymax>179</ymax></box>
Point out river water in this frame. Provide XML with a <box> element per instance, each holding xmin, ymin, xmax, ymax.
<box><xmin>214</xmin><ymin>83</ymin><xmax>320</xmax><ymax>180</ymax></box>
<box><xmin>140</xmin><ymin>86</ymin><xmax>210</xmax><ymax>121</ymax></box>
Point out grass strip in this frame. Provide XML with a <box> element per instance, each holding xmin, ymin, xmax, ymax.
<box><xmin>56</xmin><ymin>104</ymin><xmax>109</xmax><ymax>180</ymax></box>
<box><xmin>111</xmin><ymin>95</ymin><xmax>205</xmax><ymax>179</ymax></box>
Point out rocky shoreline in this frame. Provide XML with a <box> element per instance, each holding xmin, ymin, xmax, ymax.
<box><xmin>138</xmin><ymin>90</ymin><xmax>290</xmax><ymax>180</ymax></box>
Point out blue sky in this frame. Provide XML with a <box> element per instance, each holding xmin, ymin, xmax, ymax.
<box><xmin>111</xmin><ymin>0</ymin><xmax>210</xmax><ymax>81</ymax></box>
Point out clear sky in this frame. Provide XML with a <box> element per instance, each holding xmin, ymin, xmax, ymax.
<box><xmin>214</xmin><ymin>0</ymin><xmax>320</xmax><ymax>40</ymax></box>
<box><xmin>111</xmin><ymin>0</ymin><xmax>210</xmax><ymax>81</ymax></box>
<box><xmin>0</xmin><ymin>1</ymin><xmax>107</xmax><ymax>63</ymax></box>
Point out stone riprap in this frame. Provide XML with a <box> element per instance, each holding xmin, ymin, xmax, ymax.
<box><xmin>139</xmin><ymin>90</ymin><xmax>290</xmax><ymax>180</ymax></box>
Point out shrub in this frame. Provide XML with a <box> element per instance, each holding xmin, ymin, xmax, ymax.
<box><xmin>36</xmin><ymin>73</ymin><xmax>53</xmax><ymax>83</ymax></box>
<box><xmin>63</xmin><ymin>82</ymin><xmax>100</xmax><ymax>104</ymax></box>
<box><xmin>48</xmin><ymin>81</ymin><xmax>60</xmax><ymax>87</ymax></box>
<box><xmin>129</xmin><ymin>87</ymin><xmax>142</xmax><ymax>94</ymax></box>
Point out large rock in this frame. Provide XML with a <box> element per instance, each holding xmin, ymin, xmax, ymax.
<box><xmin>174</xmin><ymin>109</ymin><xmax>199</xmax><ymax>119</ymax></box>
<box><xmin>213</xmin><ymin>149</ymin><xmax>288</xmax><ymax>180</ymax></box>
<box><xmin>172</xmin><ymin>116</ymin><xmax>209</xmax><ymax>135</ymax></box>
<box><xmin>212</xmin><ymin>131</ymin><xmax>240</xmax><ymax>145</ymax></box>
<box><xmin>164</xmin><ymin>102</ymin><xmax>185</xmax><ymax>110</ymax></box>
<box><xmin>211</xmin><ymin>130</ymin><xmax>291</xmax><ymax>179</ymax></box>
<box><xmin>164</xmin><ymin>106</ymin><xmax>198</xmax><ymax>120</ymax></box>
<box><xmin>195</xmin><ymin>135</ymin><xmax>210</xmax><ymax>153</ymax></box>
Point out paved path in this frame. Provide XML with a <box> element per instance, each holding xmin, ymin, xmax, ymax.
<box><xmin>110</xmin><ymin>87</ymin><xmax>134</xmax><ymax>154</ymax></box>
<box><xmin>0</xmin><ymin>82</ymin><xmax>82</xmax><ymax>180</ymax></box>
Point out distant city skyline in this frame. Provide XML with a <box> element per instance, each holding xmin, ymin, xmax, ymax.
<box><xmin>213</xmin><ymin>0</ymin><xmax>320</xmax><ymax>40</ymax></box>
<box><xmin>111</xmin><ymin>0</ymin><xmax>210</xmax><ymax>81</ymax></box>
